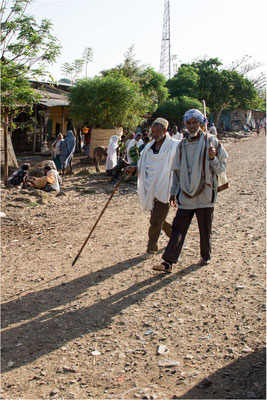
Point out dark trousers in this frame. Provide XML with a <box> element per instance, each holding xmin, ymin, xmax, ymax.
<box><xmin>147</xmin><ymin>199</ymin><xmax>172</xmax><ymax>252</ymax></box>
<box><xmin>163</xmin><ymin>207</ymin><xmax>214</xmax><ymax>264</ymax></box>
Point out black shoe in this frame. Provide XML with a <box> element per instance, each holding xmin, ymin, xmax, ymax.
<box><xmin>197</xmin><ymin>258</ymin><xmax>210</xmax><ymax>266</ymax></box>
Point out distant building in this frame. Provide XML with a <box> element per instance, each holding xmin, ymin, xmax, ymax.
<box><xmin>209</xmin><ymin>109</ymin><xmax>266</xmax><ymax>131</ymax></box>
<box><xmin>11</xmin><ymin>80</ymin><xmax>72</xmax><ymax>154</ymax></box>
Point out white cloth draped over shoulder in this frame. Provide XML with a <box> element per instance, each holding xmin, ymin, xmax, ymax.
<box><xmin>47</xmin><ymin>169</ymin><xmax>61</xmax><ymax>192</ymax></box>
<box><xmin>171</xmin><ymin>131</ymin><xmax>228</xmax><ymax>199</ymax></box>
<box><xmin>137</xmin><ymin>133</ymin><xmax>180</xmax><ymax>211</ymax></box>
<box><xmin>173</xmin><ymin>132</ymin><xmax>183</xmax><ymax>141</ymax></box>
<box><xmin>106</xmin><ymin>135</ymin><xmax>119</xmax><ymax>170</ymax></box>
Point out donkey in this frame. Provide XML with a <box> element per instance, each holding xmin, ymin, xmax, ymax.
<box><xmin>93</xmin><ymin>146</ymin><xmax>107</xmax><ymax>172</ymax></box>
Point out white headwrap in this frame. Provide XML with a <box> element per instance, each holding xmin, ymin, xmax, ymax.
<box><xmin>183</xmin><ymin>109</ymin><xmax>207</xmax><ymax>125</ymax></box>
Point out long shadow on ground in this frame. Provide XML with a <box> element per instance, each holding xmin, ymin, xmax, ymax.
<box><xmin>1</xmin><ymin>262</ymin><xmax>204</xmax><ymax>372</ymax></box>
<box><xmin>1</xmin><ymin>255</ymin><xmax>144</xmax><ymax>328</ymax></box>
<box><xmin>177</xmin><ymin>348</ymin><xmax>266</xmax><ymax>399</ymax></box>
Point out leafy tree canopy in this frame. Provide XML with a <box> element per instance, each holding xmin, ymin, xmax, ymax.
<box><xmin>1</xmin><ymin>61</ymin><xmax>38</xmax><ymax>109</ymax></box>
<box><xmin>166</xmin><ymin>65</ymin><xmax>199</xmax><ymax>99</ymax></box>
<box><xmin>166</xmin><ymin>58</ymin><xmax>258</xmax><ymax>123</ymax></box>
<box><xmin>153</xmin><ymin>96</ymin><xmax>204</xmax><ymax>128</ymax></box>
<box><xmin>61</xmin><ymin>59</ymin><xmax>84</xmax><ymax>85</ymax></box>
<box><xmin>1</xmin><ymin>0</ymin><xmax>61</xmax><ymax>79</ymax></box>
<box><xmin>1</xmin><ymin>0</ymin><xmax>61</xmax><ymax>112</ymax></box>
<box><xmin>68</xmin><ymin>73</ymin><xmax>149</xmax><ymax>130</ymax></box>
<box><xmin>101</xmin><ymin>45</ymin><xmax>168</xmax><ymax>113</ymax></box>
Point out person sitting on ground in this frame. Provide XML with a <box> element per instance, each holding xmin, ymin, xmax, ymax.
<box><xmin>28</xmin><ymin>165</ymin><xmax>61</xmax><ymax>192</ymax></box>
<box><xmin>7</xmin><ymin>163</ymin><xmax>30</xmax><ymax>189</ymax></box>
<box><xmin>59</xmin><ymin>130</ymin><xmax>76</xmax><ymax>175</ymax></box>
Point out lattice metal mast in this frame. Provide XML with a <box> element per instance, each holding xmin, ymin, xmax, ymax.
<box><xmin>159</xmin><ymin>0</ymin><xmax>171</xmax><ymax>79</ymax></box>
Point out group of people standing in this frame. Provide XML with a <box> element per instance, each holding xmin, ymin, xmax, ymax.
<box><xmin>51</xmin><ymin>130</ymin><xmax>76</xmax><ymax>175</ymax></box>
<box><xmin>105</xmin><ymin>125</ymin><xmax>186</xmax><ymax>180</ymax></box>
<box><xmin>8</xmin><ymin>111</ymin><xmax>227</xmax><ymax>273</ymax></box>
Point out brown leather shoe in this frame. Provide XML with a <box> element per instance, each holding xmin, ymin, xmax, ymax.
<box><xmin>153</xmin><ymin>262</ymin><xmax>172</xmax><ymax>273</ymax></box>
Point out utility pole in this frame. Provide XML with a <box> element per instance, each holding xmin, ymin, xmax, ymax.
<box><xmin>160</xmin><ymin>0</ymin><xmax>171</xmax><ymax>79</ymax></box>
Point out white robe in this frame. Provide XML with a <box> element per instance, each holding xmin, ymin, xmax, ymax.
<box><xmin>137</xmin><ymin>133</ymin><xmax>180</xmax><ymax>211</ymax></box>
<box><xmin>173</xmin><ymin>132</ymin><xmax>183</xmax><ymax>141</ymax></box>
<box><xmin>106</xmin><ymin>135</ymin><xmax>119</xmax><ymax>170</ymax></box>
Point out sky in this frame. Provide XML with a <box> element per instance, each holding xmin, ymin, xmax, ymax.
<box><xmin>26</xmin><ymin>0</ymin><xmax>267</xmax><ymax>81</ymax></box>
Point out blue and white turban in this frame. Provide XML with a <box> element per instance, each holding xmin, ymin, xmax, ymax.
<box><xmin>183</xmin><ymin>109</ymin><xmax>207</xmax><ymax>125</ymax></box>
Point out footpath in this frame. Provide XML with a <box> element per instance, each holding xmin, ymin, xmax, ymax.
<box><xmin>1</xmin><ymin>133</ymin><xmax>266</xmax><ymax>399</ymax></box>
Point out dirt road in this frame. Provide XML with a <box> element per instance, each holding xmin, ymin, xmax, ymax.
<box><xmin>1</xmin><ymin>133</ymin><xmax>266</xmax><ymax>399</ymax></box>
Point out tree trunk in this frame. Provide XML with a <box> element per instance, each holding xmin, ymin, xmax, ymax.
<box><xmin>4</xmin><ymin>111</ymin><xmax>9</xmax><ymax>185</ymax></box>
<box><xmin>214</xmin><ymin>104</ymin><xmax>228</xmax><ymax>130</ymax></box>
<box><xmin>33</xmin><ymin>105</ymin><xmax>37</xmax><ymax>153</ymax></box>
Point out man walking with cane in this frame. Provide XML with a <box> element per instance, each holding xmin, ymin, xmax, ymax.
<box><xmin>153</xmin><ymin>109</ymin><xmax>228</xmax><ymax>272</ymax></box>
<box><xmin>127</xmin><ymin>117</ymin><xmax>180</xmax><ymax>259</ymax></box>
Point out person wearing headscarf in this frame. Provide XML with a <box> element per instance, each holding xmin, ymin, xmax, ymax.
<box><xmin>106</xmin><ymin>135</ymin><xmax>119</xmax><ymax>177</ymax></box>
<box><xmin>153</xmin><ymin>109</ymin><xmax>228</xmax><ymax>273</ymax></box>
<box><xmin>52</xmin><ymin>133</ymin><xmax>64</xmax><ymax>171</ymax></box>
<box><xmin>126</xmin><ymin>133</ymin><xmax>144</xmax><ymax>165</ymax></box>
<box><xmin>126</xmin><ymin>117</ymin><xmax>180</xmax><ymax>259</ymax></box>
<box><xmin>59</xmin><ymin>130</ymin><xmax>76</xmax><ymax>175</ymax></box>
<box><xmin>209</xmin><ymin>123</ymin><xmax>218</xmax><ymax>136</ymax></box>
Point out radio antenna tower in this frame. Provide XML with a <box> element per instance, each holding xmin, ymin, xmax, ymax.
<box><xmin>160</xmin><ymin>0</ymin><xmax>171</xmax><ymax>79</ymax></box>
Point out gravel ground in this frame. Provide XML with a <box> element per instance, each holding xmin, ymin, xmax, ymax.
<box><xmin>1</xmin><ymin>133</ymin><xmax>266</xmax><ymax>399</ymax></box>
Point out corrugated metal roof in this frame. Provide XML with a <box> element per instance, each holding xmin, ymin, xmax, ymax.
<box><xmin>39</xmin><ymin>98</ymin><xmax>69</xmax><ymax>107</ymax></box>
<box><xmin>34</xmin><ymin>88</ymin><xmax>69</xmax><ymax>107</ymax></box>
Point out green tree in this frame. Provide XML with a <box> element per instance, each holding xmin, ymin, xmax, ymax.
<box><xmin>153</xmin><ymin>96</ymin><xmax>204</xmax><ymax>128</ymax></box>
<box><xmin>166</xmin><ymin>65</ymin><xmax>199</xmax><ymax>99</ymax></box>
<box><xmin>61</xmin><ymin>59</ymin><xmax>84</xmax><ymax>85</ymax></box>
<box><xmin>137</xmin><ymin>67</ymin><xmax>169</xmax><ymax>112</ymax></box>
<box><xmin>166</xmin><ymin>58</ymin><xmax>258</xmax><ymax>126</ymax></box>
<box><xmin>68</xmin><ymin>73</ymin><xmax>149</xmax><ymax>130</ymax></box>
<box><xmin>101</xmin><ymin>46</ymin><xmax>168</xmax><ymax>113</ymax></box>
<box><xmin>1</xmin><ymin>0</ymin><xmax>61</xmax><ymax>74</ymax></box>
<box><xmin>1</xmin><ymin>0</ymin><xmax>61</xmax><ymax>183</ymax></box>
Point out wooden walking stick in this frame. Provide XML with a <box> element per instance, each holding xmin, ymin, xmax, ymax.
<box><xmin>202</xmin><ymin>99</ymin><xmax>208</xmax><ymax>132</ymax></box>
<box><xmin>72</xmin><ymin>170</ymin><xmax>128</xmax><ymax>266</ymax></box>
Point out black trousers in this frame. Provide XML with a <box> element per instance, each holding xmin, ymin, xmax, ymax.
<box><xmin>163</xmin><ymin>207</ymin><xmax>214</xmax><ymax>264</ymax></box>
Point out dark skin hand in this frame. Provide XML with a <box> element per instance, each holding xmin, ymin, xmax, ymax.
<box><xmin>126</xmin><ymin>166</ymin><xmax>136</xmax><ymax>175</ymax></box>
<box><xmin>169</xmin><ymin>195</ymin><xmax>176</xmax><ymax>208</ymax></box>
<box><xmin>208</xmin><ymin>144</ymin><xmax>216</xmax><ymax>160</ymax></box>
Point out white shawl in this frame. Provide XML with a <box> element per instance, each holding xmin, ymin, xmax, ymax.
<box><xmin>106</xmin><ymin>135</ymin><xmax>119</xmax><ymax>170</ymax></box>
<box><xmin>137</xmin><ymin>133</ymin><xmax>179</xmax><ymax>211</ymax></box>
